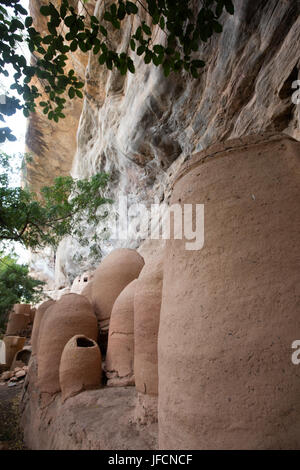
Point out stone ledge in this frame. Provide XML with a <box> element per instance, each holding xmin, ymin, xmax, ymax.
<box><xmin>20</xmin><ymin>358</ymin><xmax>157</xmax><ymax>450</ymax></box>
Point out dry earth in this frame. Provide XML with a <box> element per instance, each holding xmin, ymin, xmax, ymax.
<box><xmin>0</xmin><ymin>382</ymin><xmax>26</xmax><ymax>450</ymax></box>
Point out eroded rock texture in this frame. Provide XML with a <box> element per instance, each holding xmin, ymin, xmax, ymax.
<box><xmin>25</xmin><ymin>0</ymin><xmax>300</xmax><ymax>283</ymax></box>
<box><xmin>69</xmin><ymin>0</ymin><xmax>300</xmax><ymax>277</ymax></box>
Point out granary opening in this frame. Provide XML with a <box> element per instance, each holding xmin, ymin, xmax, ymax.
<box><xmin>77</xmin><ymin>337</ymin><xmax>94</xmax><ymax>348</ymax></box>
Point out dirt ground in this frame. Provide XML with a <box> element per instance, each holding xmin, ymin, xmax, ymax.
<box><xmin>0</xmin><ymin>382</ymin><xmax>26</xmax><ymax>450</ymax></box>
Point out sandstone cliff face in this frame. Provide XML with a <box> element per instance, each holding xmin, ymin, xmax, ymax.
<box><xmin>27</xmin><ymin>0</ymin><xmax>300</xmax><ymax>284</ymax></box>
<box><xmin>25</xmin><ymin>0</ymin><xmax>96</xmax><ymax>286</ymax></box>
<box><xmin>25</xmin><ymin>0</ymin><xmax>96</xmax><ymax>195</ymax></box>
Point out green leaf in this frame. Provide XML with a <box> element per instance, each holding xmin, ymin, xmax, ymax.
<box><xmin>98</xmin><ymin>54</ymin><xmax>106</xmax><ymax>65</ymax></box>
<box><xmin>163</xmin><ymin>62</ymin><xmax>170</xmax><ymax>77</ymax></box>
<box><xmin>75</xmin><ymin>82</ymin><xmax>84</xmax><ymax>89</ymax></box>
<box><xmin>137</xmin><ymin>45</ymin><xmax>145</xmax><ymax>56</ymax></box>
<box><xmin>68</xmin><ymin>87</ymin><xmax>75</xmax><ymax>99</ymax></box>
<box><xmin>93</xmin><ymin>42</ymin><xmax>101</xmax><ymax>54</ymax></box>
<box><xmin>152</xmin><ymin>11</ymin><xmax>160</xmax><ymax>25</ymax></box>
<box><xmin>15</xmin><ymin>4</ymin><xmax>28</xmax><ymax>15</ymax></box>
<box><xmin>119</xmin><ymin>62</ymin><xmax>127</xmax><ymax>75</ymax></box>
<box><xmin>79</xmin><ymin>41</ymin><xmax>87</xmax><ymax>52</ymax></box>
<box><xmin>112</xmin><ymin>19</ymin><xmax>120</xmax><ymax>29</ymax></box>
<box><xmin>100</xmin><ymin>25</ymin><xmax>107</xmax><ymax>36</ymax></box>
<box><xmin>144</xmin><ymin>52</ymin><xmax>152</xmax><ymax>64</ymax></box>
<box><xmin>110</xmin><ymin>3</ymin><xmax>117</xmax><ymax>17</ymax></box>
<box><xmin>126</xmin><ymin>1</ymin><xmax>138</xmax><ymax>14</ymax></box>
<box><xmin>60</xmin><ymin>4</ymin><xmax>67</xmax><ymax>18</ymax></box>
<box><xmin>135</xmin><ymin>26</ymin><xmax>142</xmax><ymax>40</ymax></box>
<box><xmin>40</xmin><ymin>5</ymin><xmax>51</xmax><ymax>16</ymax></box>
<box><xmin>10</xmin><ymin>19</ymin><xmax>24</xmax><ymax>31</ymax></box>
<box><xmin>152</xmin><ymin>54</ymin><xmax>161</xmax><ymax>66</ymax></box>
<box><xmin>118</xmin><ymin>3</ymin><xmax>126</xmax><ymax>20</ymax></box>
<box><xmin>142</xmin><ymin>23</ymin><xmax>151</xmax><ymax>35</ymax></box>
<box><xmin>7</xmin><ymin>132</ymin><xmax>17</xmax><ymax>141</ymax></box>
<box><xmin>127</xmin><ymin>58</ymin><xmax>135</xmax><ymax>73</ymax></box>
<box><xmin>130</xmin><ymin>39</ymin><xmax>136</xmax><ymax>51</ymax></box>
<box><xmin>70</xmin><ymin>40</ymin><xmax>78</xmax><ymax>51</ymax></box>
<box><xmin>191</xmin><ymin>66</ymin><xmax>199</xmax><ymax>78</ymax></box>
<box><xmin>47</xmin><ymin>22</ymin><xmax>57</xmax><ymax>35</ymax></box>
<box><xmin>25</xmin><ymin>17</ymin><xmax>33</xmax><ymax>28</ymax></box>
<box><xmin>103</xmin><ymin>12</ymin><xmax>112</xmax><ymax>22</ymax></box>
<box><xmin>65</xmin><ymin>15</ymin><xmax>75</xmax><ymax>27</ymax></box>
<box><xmin>106</xmin><ymin>57</ymin><xmax>113</xmax><ymax>70</ymax></box>
<box><xmin>153</xmin><ymin>44</ymin><xmax>164</xmax><ymax>54</ymax></box>
<box><xmin>43</xmin><ymin>35</ymin><xmax>53</xmax><ymax>44</ymax></box>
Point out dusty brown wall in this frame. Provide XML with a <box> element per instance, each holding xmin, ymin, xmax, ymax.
<box><xmin>158</xmin><ymin>133</ymin><xmax>300</xmax><ymax>449</ymax></box>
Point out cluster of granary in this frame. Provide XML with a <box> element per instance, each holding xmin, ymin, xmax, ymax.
<box><xmin>0</xmin><ymin>246</ymin><xmax>161</xmax><ymax>403</ymax></box>
<box><xmin>29</xmin><ymin>247</ymin><xmax>160</xmax><ymax>403</ymax></box>
<box><xmin>2</xmin><ymin>133</ymin><xmax>300</xmax><ymax>449</ymax></box>
<box><xmin>1</xmin><ymin>246</ymin><xmax>160</xmax><ymax>405</ymax></box>
<box><xmin>0</xmin><ymin>304</ymin><xmax>34</xmax><ymax>384</ymax></box>
<box><xmin>0</xmin><ymin>238</ymin><xmax>161</xmax><ymax>427</ymax></box>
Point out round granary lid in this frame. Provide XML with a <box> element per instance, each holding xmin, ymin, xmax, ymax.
<box><xmin>172</xmin><ymin>132</ymin><xmax>296</xmax><ymax>188</ymax></box>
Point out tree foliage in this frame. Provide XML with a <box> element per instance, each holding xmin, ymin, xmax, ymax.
<box><xmin>0</xmin><ymin>0</ymin><xmax>235</xmax><ymax>140</ymax></box>
<box><xmin>0</xmin><ymin>151</ymin><xmax>112</xmax><ymax>251</ymax></box>
<box><xmin>0</xmin><ymin>254</ymin><xmax>44</xmax><ymax>334</ymax></box>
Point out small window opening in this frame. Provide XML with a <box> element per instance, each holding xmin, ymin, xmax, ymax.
<box><xmin>77</xmin><ymin>337</ymin><xmax>94</xmax><ymax>348</ymax></box>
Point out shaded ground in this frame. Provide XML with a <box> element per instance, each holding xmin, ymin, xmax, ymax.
<box><xmin>0</xmin><ymin>382</ymin><xmax>26</xmax><ymax>450</ymax></box>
